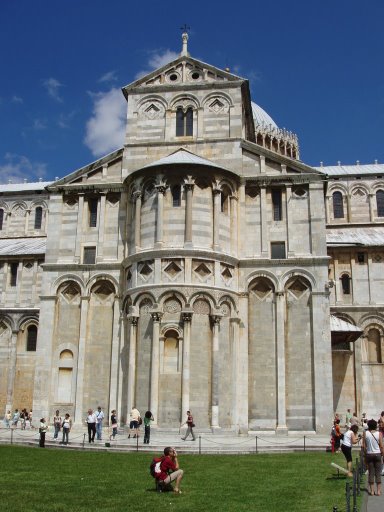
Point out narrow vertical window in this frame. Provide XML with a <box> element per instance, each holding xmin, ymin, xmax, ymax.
<box><xmin>34</xmin><ymin>206</ymin><xmax>43</xmax><ymax>229</ymax></box>
<box><xmin>376</xmin><ymin>190</ymin><xmax>384</xmax><ymax>217</ymax></box>
<box><xmin>10</xmin><ymin>262</ymin><xmax>18</xmax><ymax>287</ymax></box>
<box><xmin>271</xmin><ymin>242</ymin><xmax>286</xmax><ymax>259</ymax></box>
<box><xmin>176</xmin><ymin>108</ymin><xmax>184</xmax><ymax>137</ymax></box>
<box><xmin>26</xmin><ymin>325</ymin><xmax>37</xmax><ymax>351</ymax></box>
<box><xmin>89</xmin><ymin>198</ymin><xmax>98</xmax><ymax>227</ymax></box>
<box><xmin>340</xmin><ymin>274</ymin><xmax>350</xmax><ymax>295</ymax></box>
<box><xmin>83</xmin><ymin>246</ymin><xmax>96</xmax><ymax>264</ymax></box>
<box><xmin>176</xmin><ymin>107</ymin><xmax>193</xmax><ymax>136</ymax></box>
<box><xmin>185</xmin><ymin>108</ymin><xmax>193</xmax><ymax>136</ymax></box>
<box><xmin>171</xmin><ymin>185</ymin><xmax>181</xmax><ymax>207</ymax></box>
<box><xmin>333</xmin><ymin>191</ymin><xmax>344</xmax><ymax>219</ymax></box>
<box><xmin>0</xmin><ymin>209</ymin><xmax>4</xmax><ymax>230</ymax></box>
<box><xmin>272</xmin><ymin>189</ymin><xmax>282</xmax><ymax>221</ymax></box>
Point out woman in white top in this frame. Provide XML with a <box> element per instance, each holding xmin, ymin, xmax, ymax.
<box><xmin>363</xmin><ymin>419</ymin><xmax>383</xmax><ymax>496</ymax></box>
<box><xmin>341</xmin><ymin>424</ymin><xmax>359</xmax><ymax>477</ymax></box>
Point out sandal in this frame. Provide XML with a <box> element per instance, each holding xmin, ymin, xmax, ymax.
<box><xmin>173</xmin><ymin>489</ymin><xmax>182</xmax><ymax>494</ymax></box>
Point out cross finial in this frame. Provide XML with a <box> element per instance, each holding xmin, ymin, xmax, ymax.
<box><xmin>180</xmin><ymin>24</ymin><xmax>190</xmax><ymax>56</ymax></box>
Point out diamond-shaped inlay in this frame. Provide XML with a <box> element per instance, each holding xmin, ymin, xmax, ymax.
<box><xmin>24</xmin><ymin>262</ymin><xmax>33</xmax><ymax>270</ymax></box>
<box><xmin>62</xmin><ymin>283</ymin><xmax>80</xmax><ymax>302</ymax></box>
<box><xmin>140</xmin><ymin>262</ymin><xmax>153</xmax><ymax>277</ymax></box>
<box><xmin>194</xmin><ymin>263</ymin><xmax>211</xmax><ymax>279</ymax></box>
<box><xmin>209</xmin><ymin>99</ymin><xmax>224</xmax><ymax>113</ymax></box>
<box><xmin>288</xmin><ymin>278</ymin><xmax>308</xmax><ymax>298</ymax></box>
<box><xmin>0</xmin><ymin>321</ymin><xmax>8</xmax><ymax>336</ymax></box>
<box><xmin>164</xmin><ymin>261</ymin><xmax>182</xmax><ymax>278</ymax></box>
<box><xmin>65</xmin><ymin>196</ymin><xmax>77</xmax><ymax>207</ymax></box>
<box><xmin>92</xmin><ymin>281</ymin><xmax>114</xmax><ymax>300</ymax></box>
<box><xmin>373</xmin><ymin>254</ymin><xmax>382</xmax><ymax>263</ymax></box>
<box><xmin>221</xmin><ymin>267</ymin><xmax>232</xmax><ymax>281</ymax></box>
<box><xmin>252</xmin><ymin>279</ymin><xmax>273</xmax><ymax>299</ymax></box>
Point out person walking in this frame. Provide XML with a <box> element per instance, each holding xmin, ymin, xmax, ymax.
<box><xmin>363</xmin><ymin>419</ymin><xmax>383</xmax><ymax>496</ymax></box>
<box><xmin>341</xmin><ymin>424</ymin><xmax>359</xmax><ymax>477</ymax></box>
<box><xmin>128</xmin><ymin>407</ymin><xmax>141</xmax><ymax>439</ymax></box>
<box><xmin>39</xmin><ymin>418</ymin><xmax>48</xmax><ymax>448</ymax></box>
<box><xmin>109</xmin><ymin>410</ymin><xmax>118</xmax><ymax>441</ymax></box>
<box><xmin>181</xmin><ymin>410</ymin><xmax>196</xmax><ymax>441</ymax></box>
<box><xmin>95</xmin><ymin>406</ymin><xmax>104</xmax><ymax>441</ymax></box>
<box><xmin>3</xmin><ymin>410</ymin><xmax>11</xmax><ymax>428</ymax></box>
<box><xmin>85</xmin><ymin>409</ymin><xmax>97</xmax><ymax>443</ymax></box>
<box><xmin>143</xmin><ymin>411</ymin><xmax>154</xmax><ymax>444</ymax></box>
<box><xmin>61</xmin><ymin>414</ymin><xmax>72</xmax><ymax>445</ymax></box>
<box><xmin>53</xmin><ymin>410</ymin><xmax>62</xmax><ymax>441</ymax></box>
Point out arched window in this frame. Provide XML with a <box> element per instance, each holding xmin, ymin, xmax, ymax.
<box><xmin>176</xmin><ymin>107</ymin><xmax>193</xmax><ymax>137</ymax></box>
<box><xmin>221</xmin><ymin>187</ymin><xmax>230</xmax><ymax>214</ymax></box>
<box><xmin>340</xmin><ymin>274</ymin><xmax>350</xmax><ymax>295</ymax></box>
<box><xmin>333</xmin><ymin>191</ymin><xmax>344</xmax><ymax>219</ymax></box>
<box><xmin>163</xmin><ymin>329</ymin><xmax>180</xmax><ymax>373</ymax></box>
<box><xmin>26</xmin><ymin>325</ymin><xmax>37</xmax><ymax>351</ymax></box>
<box><xmin>171</xmin><ymin>185</ymin><xmax>181</xmax><ymax>207</ymax></box>
<box><xmin>272</xmin><ymin>189</ymin><xmax>282</xmax><ymax>221</ymax></box>
<box><xmin>34</xmin><ymin>206</ymin><xmax>43</xmax><ymax>229</ymax></box>
<box><xmin>367</xmin><ymin>328</ymin><xmax>382</xmax><ymax>363</ymax></box>
<box><xmin>376</xmin><ymin>190</ymin><xmax>384</xmax><ymax>217</ymax></box>
<box><xmin>0</xmin><ymin>208</ymin><xmax>4</xmax><ymax>230</ymax></box>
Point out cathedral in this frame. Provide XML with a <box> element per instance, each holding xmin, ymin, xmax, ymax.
<box><xmin>1</xmin><ymin>34</ymin><xmax>383</xmax><ymax>434</ymax></box>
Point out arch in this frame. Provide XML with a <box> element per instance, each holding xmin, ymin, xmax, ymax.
<box><xmin>86</xmin><ymin>274</ymin><xmax>118</xmax><ymax>295</ymax></box>
<box><xmin>189</xmin><ymin>292</ymin><xmax>216</xmax><ymax>311</ymax></box>
<box><xmin>26</xmin><ymin>324</ymin><xmax>38</xmax><ymax>351</ymax></box>
<box><xmin>220</xmin><ymin>184</ymin><xmax>231</xmax><ymax>214</ymax></box>
<box><xmin>0</xmin><ymin>201</ymin><xmax>10</xmax><ymax>213</ymax></box>
<box><xmin>0</xmin><ymin>316</ymin><xmax>13</xmax><ymax>333</ymax></box>
<box><xmin>52</xmin><ymin>274</ymin><xmax>85</xmax><ymax>295</ymax></box>
<box><xmin>202</xmin><ymin>91</ymin><xmax>234</xmax><ymax>109</ymax></box>
<box><xmin>371</xmin><ymin>182</ymin><xmax>384</xmax><ymax>193</ymax></box>
<box><xmin>360</xmin><ymin>313</ymin><xmax>384</xmax><ymax>328</ymax></box>
<box><xmin>281</xmin><ymin>268</ymin><xmax>317</xmax><ymax>289</ymax></box>
<box><xmin>366</xmin><ymin>327</ymin><xmax>382</xmax><ymax>363</ymax></box>
<box><xmin>217</xmin><ymin>178</ymin><xmax>236</xmax><ymax>196</ymax></box>
<box><xmin>18</xmin><ymin>315</ymin><xmax>39</xmax><ymax>332</ymax></box>
<box><xmin>160</xmin><ymin>323</ymin><xmax>183</xmax><ymax>338</ymax></box>
<box><xmin>376</xmin><ymin>190</ymin><xmax>384</xmax><ymax>217</ymax></box>
<box><xmin>247</xmin><ymin>270</ymin><xmax>279</xmax><ymax>290</ymax></box>
<box><xmin>133</xmin><ymin>291</ymin><xmax>157</xmax><ymax>307</ymax></box>
<box><xmin>136</xmin><ymin>94</ymin><xmax>168</xmax><ymax>111</ymax></box>
<box><xmin>158</xmin><ymin>290</ymin><xmax>186</xmax><ymax>309</ymax></box>
<box><xmin>350</xmin><ymin>184</ymin><xmax>369</xmax><ymax>196</ymax></box>
<box><xmin>218</xmin><ymin>294</ymin><xmax>238</xmax><ymax>315</ymax></box>
<box><xmin>11</xmin><ymin>200</ymin><xmax>28</xmax><ymax>212</ymax></box>
<box><xmin>170</xmin><ymin>93</ymin><xmax>200</xmax><ymax>110</ymax></box>
<box><xmin>327</xmin><ymin>183</ymin><xmax>348</xmax><ymax>195</ymax></box>
<box><xmin>30</xmin><ymin>199</ymin><xmax>48</xmax><ymax>209</ymax></box>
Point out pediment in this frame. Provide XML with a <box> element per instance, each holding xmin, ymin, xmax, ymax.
<box><xmin>122</xmin><ymin>56</ymin><xmax>244</xmax><ymax>97</ymax></box>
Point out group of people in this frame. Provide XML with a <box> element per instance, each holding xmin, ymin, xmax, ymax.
<box><xmin>3</xmin><ymin>408</ymin><xmax>33</xmax><ymax>429</ymax></box>
<box><xmin>332</xmin><ymin>409</ymin><xmax>384</xmax><ymax>497</ymax></box>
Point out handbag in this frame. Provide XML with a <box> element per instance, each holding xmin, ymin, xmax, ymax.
<box><xmin>138</xmin><ymin>417</ymin><xmax>143</xmax><ymax>426</ymax></box>
<box><xmin>191</xmin><ymin>422</ymin><xmax>195</xmax><ymax>428</ymax></box>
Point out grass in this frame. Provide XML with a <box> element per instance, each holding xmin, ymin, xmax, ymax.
<box><xmin>0</xmin><ymin>446</ymin><xmax>363</xmax><ymax>511</ymax></box>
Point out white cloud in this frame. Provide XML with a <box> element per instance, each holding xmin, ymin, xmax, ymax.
<box><xmin>135</xmin><ymin>49</ymin><xmax>179</xmax><ymax>79</ymax></box>
<box><xmin>58</xmin><ymin>110</ymin><xmax>76</xmax><ymax>129</ymax></box>
<box><xmin>84</xmin><ymin>88</ymin><xmax>126</xmax><ymax>157</ymax></box>
<box><xmin>43</xmin><ymin>77</ymin><xmax>64</xmax><ymax>102</ymax></box>
<box><xmin>98</xmin><ymin>70</ymin><xmax>118</xmax><ymax>83</ymax></box>
<box><xmin>0</xmin><ymin>153</ymin><xmax>47</xmax><ymax>184</ymax></box>
<box><xmin>33</xmin><ymin>119</ymin><xmax>47</xmax><ymax>130</ymax></box>
<box><xmin>11</xmin><ymin>95</ymin><xmax>23</xmax><ymax>104</ymax></box>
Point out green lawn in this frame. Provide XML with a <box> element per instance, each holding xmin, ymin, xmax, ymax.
<box><xmin>0</xmin><ymin>446</ymin><xmax>363</xmax><ymax>511</ymax></box>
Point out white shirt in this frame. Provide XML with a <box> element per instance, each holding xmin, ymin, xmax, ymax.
<box><xmin>342</xmin><ymin>429</ymin><xmax>354</xmax><ymax>447</ymax></box>
<box><xmin>96</xmin><ymin>410</ymin><xmax>104</xmax><ymax>423</ymax></box>
<box><xmin>86</xmin><ymin>413</ymin><xmax>97</xmax><ymax>424</ymax></box>
<box><xmin>365</xmin><ymin>431</ymin><xmax>381</xmax><ymax>454</ymax></box>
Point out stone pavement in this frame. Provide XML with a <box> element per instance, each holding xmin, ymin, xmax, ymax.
<box><xmin>361</xmin><ymin>483</ymin><xmax>384</xmax><ymax>512</ymax></box>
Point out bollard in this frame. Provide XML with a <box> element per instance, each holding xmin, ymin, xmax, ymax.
<box><xmin>11</xmin><ymin>428</ymin><xmax>13</xmax><ymax>445</ymax></box>
<box><xmin>333</xmin><ymin>507</ymin><xmax>338</xmax><ymax>512</ymax></box>
<box><xmin>255</xmin><ymin>436</ymin><xmax>258</xmax><ymax>454</ymax></box>
<box><xmin>82</xmin><ymin>433</ymin><xmax>86</xmax><ymax>449</ymax></box>
<box><xmin>352</xmin><ymin>469</ymin><xmax>357</xmax><ymax>512</ymax></box>
<box><xmin>303</xmin><ymin>435</ymin><xmax>306</xmax><ymax>452</ymax></box>
<box><xmin>199</xmin><ymin>435</ymin><xmax>201</xmax><ymax>455</ymax></box>
<box><xmin>136</xmin><ymin>433</ymin><xmax>139</xmax><ymax>452</ymax></box>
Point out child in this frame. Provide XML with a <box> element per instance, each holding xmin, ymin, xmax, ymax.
<box><xmin>110</xmin><ymin>410</ymin><xmax>118</xmax><ymax>440</ymax></box>
<box><xmin>143</xmin><ymin>411</ymin><xmax>154</xmax><ymax>444</ymax></box>
<box><xmin>39</xmin><ymin>418</ymin><xmax>48</xmax><ymax>448</ymax></box>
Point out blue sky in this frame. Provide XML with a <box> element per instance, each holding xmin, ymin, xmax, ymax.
<box><xmin>0</xmin><ymin>0</ymin><xmax>383</xmax><ymax>183</ymax></box>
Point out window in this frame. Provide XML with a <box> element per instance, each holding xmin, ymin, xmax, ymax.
<box><xmin>221</xmin><ymin>187</ymin><xmax>230</xmax><ymax>214</ymax></box>
<box><xmin>0</xmin><ymin>208</ymin><xmax>4</xmax><ymax>230</ymax></box>
<box><xmin>10</xmin><ymin>262</ymin><xmax>18</xmax><ymax>286</ymax></box>
<box><xmin>83</xmin><ymin>246</ymin><xmax>96</xmax><ymax>264</ymax></box>
<box><xmin>88</xmin><ymin>198</ymin><xmax>98</xmax><ymax>227</ymax></box>
<box><xmin>26</xmin><ymin>325</ymin><xmax>37</xmax><ymax>351</ymax></box>
<box><xmin>271</xmin><ymin>242</ymin><xmax>286</xmax><ymax>259</ymax></box>
<box><xmin>367</xmin><ymin>328</ymin><xmax>382</xmax><ymax>363</ymax></box>
<box><xmin>176</xmin><ymin>107</ymin><xmax>193</xmax><ymax>137</ymax></box>
<box><xmin>272</xmin><ymin>189</ymin><xmax>282</xmax><ymax>221</ymax></box>
<box><xmin>340</xmin><ymin>274</ymin><xmax>350</xmax><ymax>295</ymax></box>
<box><xmin>333</xmin><ymin>191</ymin><xmax>344</xmax><ymax>219</ymax></box>
<box><xmin>357</xmin><ymin>252</ymin><xmax>365</xmax><ymax>264</ymax></box>
<box><xmin>34</xmin><ymin>206</ymin><xmax>43</xmax><ymax>229</ymax></box>
<box><xmin>171</xmin><ymin>185</ymin><xmax>181</xmax><ymax>207</ymax></box>
<box><xmin>376</xmin><ymin>190</ymin><xmax>384</xmax><ymax>217</ymax></box>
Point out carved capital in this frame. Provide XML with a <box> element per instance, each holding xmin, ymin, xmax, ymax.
<box><xmin>182</xmin><ymin>311</ymin><xmax>193</xmax><ymax>323</ymax></box>
<box><xmin>132</xmin><ymin>190</ymin><xmax>142</xmax><ymax>201</ymax></box>
<box><xmin>151</xmin><ymin>311</ymin><xmax>163</xmax><ymax>322</ymax></box>
<box><xmin>128</xmin><ymin>315</ymin><xmax>139</xmax><ymax>326</ymax></box>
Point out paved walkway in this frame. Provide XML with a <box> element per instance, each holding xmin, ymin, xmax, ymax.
<box><xmin>361</xmin><ymin>482</ymin><xmax>384</xmax><ymax>512</ymax></box>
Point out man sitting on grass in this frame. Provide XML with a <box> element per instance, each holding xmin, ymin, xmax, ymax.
<box><xmin>155</xmin><ymin>447</ymin><xmax>183</xmax><ymax>494</ymax></box>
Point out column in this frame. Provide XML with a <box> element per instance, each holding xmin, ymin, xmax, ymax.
<box><xmin>74</xmin><ymin>296</ymin><xmax>89</xmax><ymax>424</ymax></box>
<box><xmin>74</xmin><ymin>193</ymin><xmax>85</xmax><ymax>260</ymax></box>
<box><xmin>24</xmin><ymin>209</ymin><xmax>30</xmax><ymax>235</ymax></box>
<box><xmin>346</xmin><ymin>193</ymin><xmax>352</xmax><ymax>222</ymax></box>
<box><xmin>181</xmin><ymin>311</ymin><xmax>193</xmax><ymax>415</ymax></box>
<box><xmin>275</xmin><ymin>291</ymin><xmax>288</xmax><ymax>434</ymax></box>
<box><xmin>325</xmin><ymin>195</ymin><xmax>330</xmax><ymax>224</ymax></box>
<box><xmin>15</xmin><ymin>261</ymin><xmax>22</xmax><ymax>305</ymax></box>
<box><xmin>230</xmin><ymin>195</ymin><xmax>238</xmax><ymax>256</ymax></box>
<box><xmin>97</xmin><ymin>193</ymin><xmax>106</xmax><ymax>260</ymax></box>
<box><xmin>260</xmin><ymin>186</ymin><xmax>268</xmax><ymax>257</ymax></box>
<box><xmin>237</xmin><ymin>293</ymin><xmax>249</xmax><ymax>433</ymax></box>
<box><xmin>184</xmin><ymin>177</ymin><xmax>194</xmax><ymax>248</ymax></box>
<box><xmin>127</xmin><ymin>315</ymin><xmax>139</xmax><ymax>417</ymax></box>
<box><xmin>5</xmin><ymin>330</ymin><xmax>18</xmax><ymax>412</ymax></box>
<box><xmin>155</xmin><ymin>184</ymin><xmax>166</xmax><ymax>248</ymax></box>
<box><xmin>285</xmin><ymin>185</ymin><xmax>294</xmax><ymax>256</ymax></box>
<box><xmin>368</xmin><ymin>193</ymin><xmax>375</xmax><ymax>222</ymax></box>
<box><xmin>212</xmin><ymin>186</ymin><xmax>221</xmax><ymax>251</ymax></box>
<box><xmin>133</xmin><ymin>190</ymin><xmax>142</xmax><ymax>251</ymax></box>
<box><xmin>210</xmin><ymin>312</ymin><xmax>222</xmax><ymax>429</ymax></box>
<box><xmin>150</xmin><ymin>311</ymin><xmax>162</xmax><ymax>424</ymax></box>
<box><xmin>108</xmin><ymin>298</ymin><xmax>121</xmax><ymax>415</ymax></box>
<box><xmin>230</xmin><ymin>317</ymin><xmax>241</xmax><ymax>431</ymax></box>
<box><xmin>237</xmin><ymin>179</ymin><xmax>246</xmax><ymax>255</ymax></box>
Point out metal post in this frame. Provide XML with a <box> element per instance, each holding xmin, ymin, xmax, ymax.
<box><xmin>82</xmin><ymin>433</ymin><xmax>86</xmax><ymax>449</ymax></box>
<box><xmin>11</xmin><ymin>428</ymin><xmax>13</xmax><ymax>445</ymax></box>
<box><xmin>352</xmin><ymin>469</ymin><xmax>357</xmax><ymax>512</ymax></box>
<box><xmin>303</xmin><ymin>435</ymin><xmax>306</xmax><ymax>452</ymax></box>
<box><xmin>345</xmin><ymin>482</ymin><xmax>351</xmax><ymax>512</ymax></box>
<box><xmin>136</xmin><ymin>433</ymin><xmax>139</xmax><ymax>452</ymax></box>
<box><xmin>256</xmin><ymin>436</ymin><xmax>258</xmax><ymax>454</ymax></box>
<box><xmin>199</xmin><ymin>435</ymin><xmax>201</xmax><ymax>455</ymax></box>
<box><xmin>333</xmin><ymin>507</ymin><xmax>338</xmax><ymax>512</ymax></box>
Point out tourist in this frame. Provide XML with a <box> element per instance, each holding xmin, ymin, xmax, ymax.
<box><xmin>39</xmin><ymin>418</ymin><xmax>48</xmax><ymax>448</ymax></box>
<box><xmin>143</xmin><ymin>410</ymin><xmax>154</xmax><ymax>444</ymax></box>
<box><xmin>345</xmin><ymin>408</ymin><xmax>352</xmax><ymax>428</ymax></box>
<box><xmin>128</xmin><ymin>406</ymin><xmax>141</xmax><ymax>439</ymax></box>
<box><xmin>53</xmin><ymin>410</ymin><xmax>62</xmax><ymax>441</ymax></box>
<box><xmin>153</xmin><ymin>447</ymin><xmax>183</xmax><ymax>493</ymax></box>
<box><xmin>363</xmin><ymin>419</ymin><xmax>383</xmax><ymax>496</ymax></box>
<box><xmin>351</xmin><ymin>412</ymin><xmax>359</xmax><ymax>427</ymax></box>
<box><xmin>341</xmin><ymin>424</ymin><xmax>359</xmax><ymax>477</ymax></box>
<box><xmin>12</xmin><ymin>409</ymin><xmax>20</xmax><ymax>427</ymax></box>
<box><xmin>85</xmin><ymin>409</ymin><xmax>97</xmax><ymax>443</ymax></box>
<box><xmin>181</xmin><ymin>410</ymin><xmax>196</xmax><ymax>441</ymax></box>
<box><xmin>28</xmin><ymin>410</ymin><xmax>33</xmax><ymax>428</ymax></box>
<box><xmin>95</xmin><ymin>406</ymin><xmax>104</xmax><ymax>441</ymax></box>
<box><xmin>61</xmin><ymin>414</ymin><xmax>72</xmax><ymax>445</ymax></box>
<box><xmin>109</xmin><ymin>410</ymin><xmax>118</xmax><ymax>441</ymax></box>
<box><xmin>333</xmin><ymin>419</ymin><xmax>342</xmax><ymax>452</ymax></box>
<box><xmin>3</xmin><ymin>410</ymin><xmax>11</xmax><ymax>428</ymax></box>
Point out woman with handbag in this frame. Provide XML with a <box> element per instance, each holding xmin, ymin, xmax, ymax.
<box><xmin>181</xmin><ymin>410</ymin><xmax>196</xmax><ymax>441</ymax></box>
<box><xmin>362</xmin><ymin>419</ymin><xmax>383</xmax><ymax>496</ymax></box>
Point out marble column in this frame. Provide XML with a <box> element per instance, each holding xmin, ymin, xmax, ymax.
<box><xmin>184</xmin><ymin>177</ymin><xmax>195</xmax><ymax>248</ymax></box>
<box><xmin>181</xmin><ymin>310</ymin><xmax>193</xmax><ymax>416</ymax></box>
<box><xmin>5</xmin><ymin>330</ymin><xmax>18</xmax><ymax>412</ymax></box>
<box><xmin>368</xmin><ymin>193</ymin><xmax>375</xmax><ymax>222</ymax></box>
<box><xmin>285</xmin><ymin>185</ymin><xmax>294</xmax><ymax>256</ymax></box>
<box><xmin>97</xmin><ymin>193</ymin><xmax>106</xmax><ymax>259</ymax></box>
<box><xmin>275</xmin><ymin>291</ymin><xmax>288</xmax><ymax>434</ymax></box>
<box><xmin>24</xmin><ymin>209</ymin><xmax>30</xmax><ymax>235</ymax></box>
<box><xmin>237</xmin><ymin>293</ymin><xmax>249</xmax><ymax>433</ymax></box>
<box><xmin>210</xmin><ymin>313</ymin><xmax>222</xmax><ymax>429</ymax></box>
<box><xmin>74</xmin><ymin>193</ymin><xmax>85</xmax><ymax>260</ymax></box>
<box><xmin>155</xmin><ymin>184</ymin><xmax>167</xmax><ymax>247</ymax></box>
<box><xmin>74</xmin><ymin>296</ymin><xmax>89</xmax><ymax>424</ymax></box>
<box><xmin>150</xmin><ymin>311</ymin><xmax>162</xmax><ymax>424</ymax></box>
<box><xmin>127</xmin><ymin>315</ymin><xmax>139</xmax><ymax>416</ymax></box>
<box><xmin>230</xmin><ymin>195</ymin><xmax>238</xmax><ymax>257</ymax></box>
<box><xmin>230</xmin><ymin>317</ymin><xmax>241</xmax><ymax>431</ymax></box>
<box><xmin>133</xmin><ymin>190</ymin><xmax>142</xmax><ymax>251</ymax></box>
<box><xmin>212</xmin><ymin>186</ymin><xmax>221</xmax><ymax>251</ymax></box>
<box><xmin>108</xmin><ymin>299</ymin><xmax>121</xmax><ymax>414</ymax></box>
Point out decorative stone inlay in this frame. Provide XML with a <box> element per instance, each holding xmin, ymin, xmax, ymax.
<box><xmin>139</xmin><ymin>261</ymin><xmax>153</xmax><ymax>278</ymax></box>
<box><xmin>193</xmin><ymin>299</ymin><xmax>211</xmax><ymax>315</ymax></box>
<box><xmin>251</xmin><ymin>278</ymin><xmax>273</xmax><ymax>300</ymax></box>
<box><xmin>0</xmin><ymin>321</ymin><xmax>8</xmax><ymax>336</ymax></box>
<box><xmin>164</xmin><ymin>261</ymin><xmax>182</xmax><ymax>279</ymax></box>
<box><xmin>61</xmin><ymin>282</ymin><xmax>81</xmax><ymax>302</ymax></box>
<box><xmin>293</xmin><ymin>187</ymin><xmax>307</xmax><ymax>198</ymax></box>
<box><xmin>194</xmin><ymin>262</ymin><xmax>211</xmax><ymax>280</ymax></box>
<box><xmin>221</xmin><ymin>265</ymin><xmax>233</xmax><ymax>282</ymax></box>
<box><xmin>163</xmin><ymin>298</ymin><xmax>182</xmax><ymax>314</ymax></box>
<box><xmin>139</xmin><ymin>298</ymin><xmax>153</xmax><ymax>314</ymax></box>
<box><xmin>373</xmin><ymin>254</ymin><xmax>382</xmax><ymax>263</ymax></box>
<box><xmin>107</xmin><ymin>192</ymin><xmax>120</xmax><ymax>206</ymax></box>
<box><xmin>352</xmin><ymin>188</ymin><xmax>367</xmax><ymax>201</ymax></box>
<box><xmin>13</xmin><ymin>205</ymin><xmax>25</xmax><ymax>217</ymax></box>
<box><xmin>64</xmin><ymin>196</ymin><xmax>78</xmax><ymax>208</ymax></box>
<box><xmin>220</xmin><ymin>303</ymin><xmax>230</xmax><ymax>316</ymax></box>
<box><xmin>24</xmin><ymin>262</ymin><xmax>33</xmax><ymax>270</ymax></box>
<box><xmin>92</xmin><ymin>281</ymin><xmax>115</xmax><ymax>301</ymax></box>
<box><xmin>286</xmin><ymin>278</ymin><xmax>308</xmax><ymax>299</ymax></box>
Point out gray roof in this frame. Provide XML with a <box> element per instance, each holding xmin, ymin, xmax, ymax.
<box><xmin>141</xmin><ymin>148</ymin><xmax>227</xmax><ymax>171</ymax></box>
<box><xmin>0</xmin><ymin>237</ymin><xmax>46</xmax><ymax>256</ymax></box>
<box><xmin>327</xmin><ymin>227</ymin><xmax>384</xmax><ymax>246</ymax></box>
<box><xmin>0</xmin><ymin>181</ymin><xmax>52</xmax><ymax>193</ymax></box>
<box><xmin>315</xmin><ymin>163</ymin><xmax>384</xmax><ymax>176</ymax></box>
<box><xmin>330</xmin><ymin>315</ymin><xmax>362</xmax><ymax>333</ymax></box>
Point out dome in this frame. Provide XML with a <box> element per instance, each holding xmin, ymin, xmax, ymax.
<box><xmin>251</xmin><ymin>101</ymin><xmax>278</xmax><ymax>129</ymax></box>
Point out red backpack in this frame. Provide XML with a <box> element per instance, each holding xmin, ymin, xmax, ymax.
<box><xmin>150</xmin><ymin>456</ymin><xmax>164</xmax><ymax>479</ymax></box>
